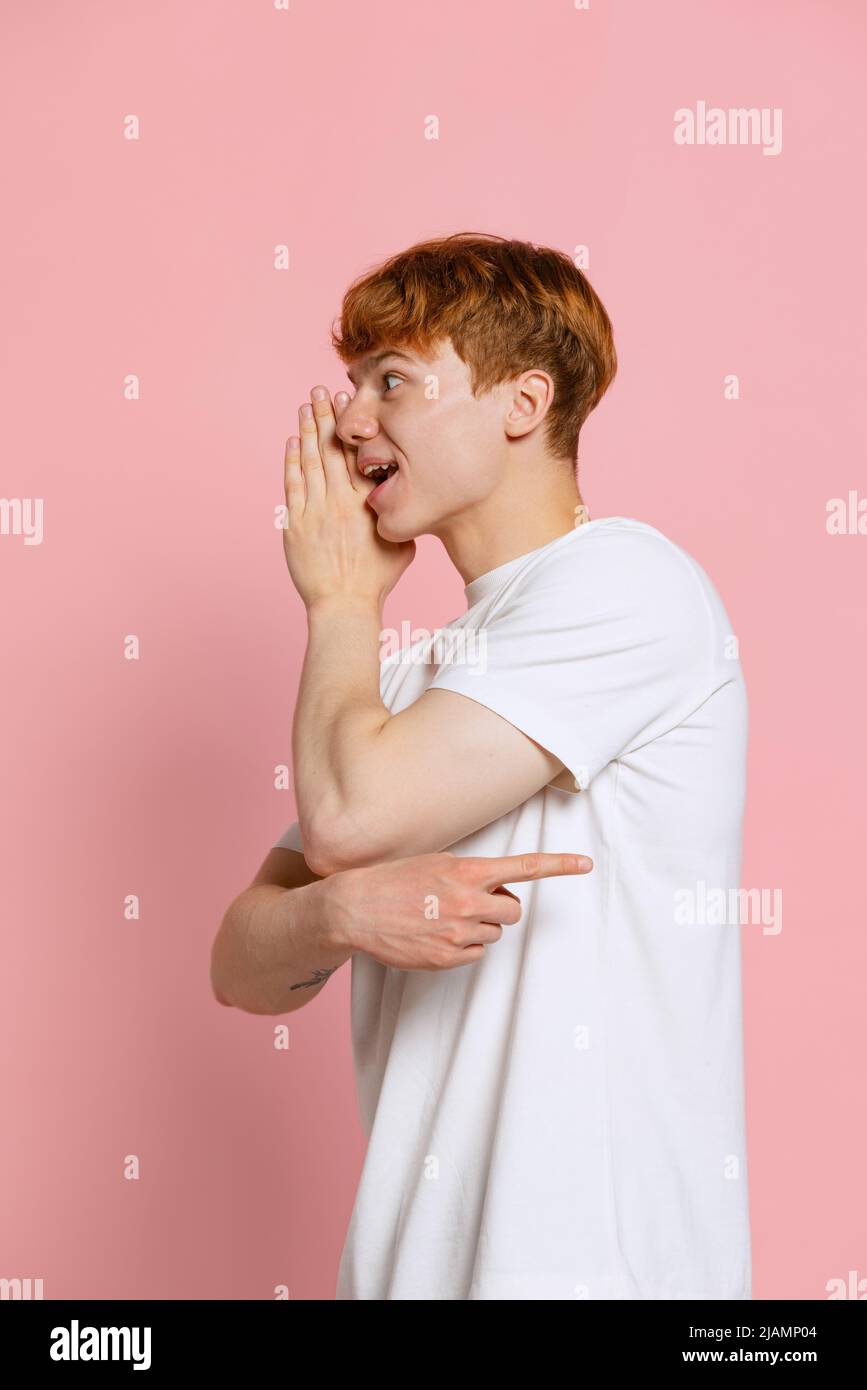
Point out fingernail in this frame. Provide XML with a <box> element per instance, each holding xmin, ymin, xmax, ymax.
<box><xmin>311</xmin><ymin>386</ymin><xmax>327</xmax><ymax>401</ymax></box>
<box><xmin>577</xmin><ymin>856</ymin><xmax>593</xmax><ymax>870</ymax></box>
<box><xmin>300</xmin><ymin>403</ymin><xmax>313</xmax><ymax>418</ymax></box>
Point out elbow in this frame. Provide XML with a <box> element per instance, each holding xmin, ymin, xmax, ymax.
<box><xmin>209</xmin><ymin>909</ymin><xmax>238</xmax><ymax>1007</ymax></box>
<box><xmin>302</xmin><ymin>839</ymin><xmax>356</xmax><ymax>878</ymax></box>
<box><xmin>210</xmin><ymin>960</ymin><xmax>234</xmax><ymax>1008</ymax></box>
<box><xmin>302</xmin><ymin>809</ymin><xmax>385</xmax><ymax>877</ymax></box>
<box><xmin>210</xmin><ymin>963</ymin><xmax>233</xmax><ymax>1008</ymax></box>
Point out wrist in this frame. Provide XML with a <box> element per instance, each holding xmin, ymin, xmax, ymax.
<box><xmin>306</xmin><ymin>593</ymin><xmax>384</xmax><ymax>624</ymax></box>
<box><xmin>299</xmin><ymin>874</ymin><xmax>359</xmax><ymax>959</ymax></box>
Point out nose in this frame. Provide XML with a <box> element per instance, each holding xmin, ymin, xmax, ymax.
<box><xmin>335</xmin><ymin>393</ymin><xmax>382</xmax><ymax>449</ymax></box>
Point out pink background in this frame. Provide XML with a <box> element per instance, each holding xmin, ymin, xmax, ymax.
<box><xmin>1</xmin><ymin>0</ymin><xmax>865</xmax><ymax>1300</ymax></box>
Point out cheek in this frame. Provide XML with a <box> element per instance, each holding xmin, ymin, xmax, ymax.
<box><xmin>436</xmin><ymin>438</ymin><xmax>500</xmax><ymax>498</ymax></box>
<box><xmin>396</xmin><ymin>400</ymin><xmax>500</xmax><ymax>500</ymax></box>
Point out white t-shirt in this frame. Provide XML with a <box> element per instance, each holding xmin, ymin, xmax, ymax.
<box><xmin>275</xmin><ymin>517</ymin><xmax>752</xmax><ymax>1300</ymax></box>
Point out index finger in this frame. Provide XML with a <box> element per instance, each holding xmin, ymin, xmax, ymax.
<box><xmin>309</xmin><ymin>386</ymin><xmax>355</xmax><ymax>492</ymax></box>
<box><xmin>463</xmin><ymin>852</ymin><xmax>593</xmax><ymax>890</ymax></box>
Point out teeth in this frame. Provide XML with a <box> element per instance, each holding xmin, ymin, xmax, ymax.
<box><xmin>363</xmin><ymin>463</ymin><xmax>397</xmax><ymax>478</ymax></box>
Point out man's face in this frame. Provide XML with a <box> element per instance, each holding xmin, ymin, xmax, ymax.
<box><xmin>335</xmin><ymin>338</ymin><xmax>512</xmax><ymax>543</ymax></box>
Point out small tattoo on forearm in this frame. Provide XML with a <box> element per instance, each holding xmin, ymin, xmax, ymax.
<box><xmin>289</xmin><ymin>966</ymin><xmax>338</xmax><ymax>991</ymax></box>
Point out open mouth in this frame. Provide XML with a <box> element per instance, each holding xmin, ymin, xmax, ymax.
<box><xmin>364</xmin><ymin>462</ymin><xmax>400</xmax><ymax>508</ymax></box>
<box><xmin>362</xmin><ymin>462</ymin><xmax>399</xmax><ymax>485</ymax></box>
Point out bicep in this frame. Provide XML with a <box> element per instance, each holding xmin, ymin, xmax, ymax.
<box><xmin>339</xmin><ymin>687</ymin><xmax>565</xmax><ymax>862</ymax></box>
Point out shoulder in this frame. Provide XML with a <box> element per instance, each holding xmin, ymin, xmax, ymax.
<box><xmin>488</xmin><ymin>518</ymin><xmax>728</xmax><ymax>676</ymax></box>
<box><xmin>511</xmin><ymin>517</ymin><xmax>714</xmax><ymax>612</ymax></box>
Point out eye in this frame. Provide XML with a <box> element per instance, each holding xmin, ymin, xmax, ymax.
<box><xmin>382</xmin><ymin>371</ymin><xmax>403</xmax><ymax>394</ymax></box>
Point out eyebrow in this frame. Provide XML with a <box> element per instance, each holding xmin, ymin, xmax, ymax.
<box><xmin>346</xmin><ymin>349</ymin><xmax>418</xmax><ymax>386</ymax></box>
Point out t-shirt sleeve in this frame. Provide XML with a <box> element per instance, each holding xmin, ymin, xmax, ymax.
<box><xmin>273</xmin><ymin>820</ymin><xmax>305</xmax><ymax>852</ymax></box>
<box><xmin>427</xmin><ymin>529</ymin><xmax>716</xmax><ymax>793</ymax></box>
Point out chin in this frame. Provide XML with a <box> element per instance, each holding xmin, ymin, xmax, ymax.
<box><xmin>375</xmin><ymin>512</ymin><xmax>422</xmax><ymax>544</ymax></box>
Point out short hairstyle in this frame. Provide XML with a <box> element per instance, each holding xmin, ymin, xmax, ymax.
<box><xmin>330</xmin><ymin>231</ymin><xmax>617</xmax><ymax>463</ymax></box>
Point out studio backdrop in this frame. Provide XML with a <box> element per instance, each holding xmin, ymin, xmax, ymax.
<box><xmin>1</xmin><ymin>0</ymin><xmax>864</xmax><ymax>1301</ymax></box>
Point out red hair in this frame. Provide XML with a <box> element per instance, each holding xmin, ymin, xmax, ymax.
<box><xmin>330</xmin><ymin>231</ymin><xmax>617</xmax><ymax>463</ymax></box>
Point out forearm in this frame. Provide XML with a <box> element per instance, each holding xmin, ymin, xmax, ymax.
<box><xmin>293</xmin><ymin>596</ymin><xmax>392</xmax><ymax>864</ymax></box>
<box><xmin>210</xmin><ymin>878</ymin><xmax>353</xmax><ymax>1016</ymax></box>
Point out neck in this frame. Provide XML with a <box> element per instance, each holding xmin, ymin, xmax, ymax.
<box><xmin>433</xmin><ymin>462</ymin><xmax>589</xmax><ymax>586</ymax></box>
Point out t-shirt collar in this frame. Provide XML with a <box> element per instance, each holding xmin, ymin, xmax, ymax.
<box><xmin>463</xmin><ymin>523</ymin><xmax>594</xmax><ymax>609</ymax></box>
<box><xmin>463</xmin><ymin>549</ymin><xmax>543</xmax><ymax>608</ymax></box>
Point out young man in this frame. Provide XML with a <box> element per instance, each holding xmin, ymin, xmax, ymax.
<box><xmin>212</xmin><ymin>233</ymin><xmax>752</xmax><ymax>1300</ymax></box>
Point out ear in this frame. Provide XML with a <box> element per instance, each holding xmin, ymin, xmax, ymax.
<box><xmin>502</xmin><ymin>369</ymin><xmax>555</xmax><ymax>440</ymax></box>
